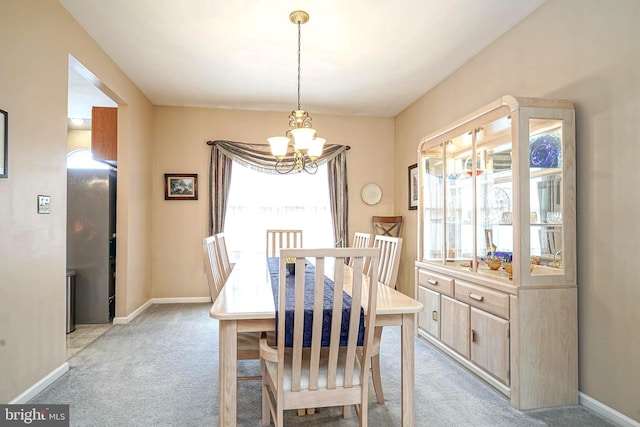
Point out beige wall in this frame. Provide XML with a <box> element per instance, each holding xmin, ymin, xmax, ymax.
<box><xmin>395</xmin><ymin>0</ymin><xmax>640</xmax><ymax>421</ymax></box>
<box><xmin>0</xmin><ymin>0</ymin><xmax>154</xmax><ymax>402</ymax></box>
<box><xmin>67</xmin><ymin>129</ymin><xmax>91</xmax><ymax>152</ymax></box>
<box><xmin>151</xmin><ymin>106</ymin><xmax>394</xmax><ymax>298</ymax></box>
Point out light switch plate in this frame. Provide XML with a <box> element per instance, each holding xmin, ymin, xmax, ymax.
<box><xmin>37</xmin><ymin>195</ymin><xmax>50</xmax><ymax>214</ymax></box>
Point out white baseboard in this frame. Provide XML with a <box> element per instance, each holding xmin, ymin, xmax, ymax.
<box><xmin>112</xmin><ymin>298</ymin><xmax>153</xmax><ymax>324</ymax></box>
<box><xmin>9</xmin><ymin>363</ymin><xmax>69</xmax><ymax>404</ymax></box>
<box><xmin>111</xmin><ymin>297</ymin><xmax>210</xmax><ymax>324</ymax></box>
<box><xmin>152</xmin><ymin>297</ymin><xmax>211</xmax><ymax>304</ymax></box>
<box><xmin>580</xmin><ymin>392</ymin><xmax>640</xmax><ymax>427</ymax></box>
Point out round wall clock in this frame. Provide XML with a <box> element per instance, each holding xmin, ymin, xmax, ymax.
<box><xmin>361</xmin><ymin>183</ymin><xmax>382</xmax><ymax>205</ymax></box>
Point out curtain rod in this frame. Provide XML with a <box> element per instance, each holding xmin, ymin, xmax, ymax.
<box><xmin>206</xmin><ymin>140</ymin><xmax>351</xmax><ymax>150</ymax></box>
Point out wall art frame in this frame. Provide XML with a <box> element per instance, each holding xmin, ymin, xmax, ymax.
<box><xmin>1</xmin><ymin>109</ymin><xmax>7</xmax><ymax>178</ymax></box>
<box><xmin>408</xmin><ymin>163</ymin><xmax>418</xmax><ymax>210</ymax></box>
<box><xmin>164</xmin><ymin>173</ymin><xmax>198</xmax><ymax>200</ymax></box>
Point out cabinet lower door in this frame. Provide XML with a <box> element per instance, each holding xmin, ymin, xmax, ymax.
<box><xmin>418</xmin><ymin>286</ymin><xmax>440</xmax><ymax>338</ymax></box>
<box><xmin>470</xmin><ymin>307</ymin><xmax>510</xmax><ymax>385</ymax></box>
<box><xmin>441</xmin><ymin>295</ymin><xmax>470</xmax><ymax>358</ymax></box>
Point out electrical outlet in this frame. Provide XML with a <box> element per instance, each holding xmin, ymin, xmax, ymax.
<box><xmin>38</xmin><ymin>195</ymin><xmax>50</xmax><ymax>214</ymax></box>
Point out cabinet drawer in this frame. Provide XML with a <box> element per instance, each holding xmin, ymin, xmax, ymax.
<box><xmin>455</xmin><ymin>280</ymin><xmax>509</xmax><ymax>319</ymax></box>
<box><xmin>418</xmin><ymin>269</ymin><xmax>454</xmax><ymax>297</ymax></box>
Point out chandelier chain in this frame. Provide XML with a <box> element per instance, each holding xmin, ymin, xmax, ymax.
<box><xmin>296</xmin><ymin>20</ymin><xmax>302</xmax><ymax>111</ymax></box>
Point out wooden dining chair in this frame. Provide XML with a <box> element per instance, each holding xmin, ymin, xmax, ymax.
<box><xmin>202</xmin><ymin>235</ymin><xmax>263</xmax><ymax>381</ymax></box>
<box><xmin>260</xmin><ymin>247</ymin><xmax>380</xmax><ymax>426</ymax></box>
<box><xmin>352</xmin><ymin>232</ymin><xmax>372</xmax><ymax>248</ymax></box>
<box><xmin>371</xmin><ymin>215</ymin><xmax>403</xmax><ymax>237</ymax></box>
<box><xmin>349</xmin><ymin>232</ymin><xmax>372</xmax><ymax>268</ymax></box>
<box><xmin>368</xmin><ymin>235</ymin><xmax>403</xmax><ymax>404</ymax></box>
<box><xmin>202</xmin><ymin>236</ymin><xmax>225</xmax><ymax>302</ymax></box>
<box><xmin>214</xmin><ymin>232</ymin><xmax>233</xmax><ymax>281</ymax></box>
<box><xmin>266</xmin><ymin>229</ymin><xmax>303</xmax><ymax>257</ymax></box>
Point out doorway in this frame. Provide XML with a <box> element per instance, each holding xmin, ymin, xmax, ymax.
<box><xmin>66</xmin><ymin>56</ymin><xmax>119</xmax><ymax>357</ymax></box>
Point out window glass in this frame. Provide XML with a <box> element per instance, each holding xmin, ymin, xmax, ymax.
<box><xmin>224</xmin><ymin>162</ymin><xmax>334</xmax><ymax>262</ymax></box>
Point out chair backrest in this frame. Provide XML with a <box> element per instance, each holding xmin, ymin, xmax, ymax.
<box><xmin>277</xmin><ymin>247</ymin><xmax>379</xmax><ymax>402</ymax></box>
<box><xmin>352</xmin><ymin>232</ymin><xmax>372</xmax><ymax>248</ymax></box>
<box><xmin>266</xmin><ymin>229</ymin><xmax>303</xmax><ymax>257</ymax></box>
<box><xmin>371</xmin><ymin>235</ymin><xmax>403</xmax><ymax>289</ymax></box>
<box><xmin>202</xmin><ymin>236</ymin><xmax>225</xmax><ymax>302</ymax></box>
<box><xmin>215</xmin><ymin>232</ymin><xmax>232</xmax><ymax>280</ymax></box>
<box><xmin>349</xmin><ymin>232</ymin><xmax>372</xmax><ymax>268</ymax></box>
<box><xmin>372</xmin><ymin>215</ymin><xmax>403</xmax><ymax>237</ymax></box>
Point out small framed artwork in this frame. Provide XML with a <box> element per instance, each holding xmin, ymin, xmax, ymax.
<box><xmin>408</xmin><ymin>163</ymin><xmax>418</xmax><ymax>210</ymax></box>
<box><xmin>164</xmin><ymin>173</ymin><xmax>198</xmax><ymax>200</ymax></box>
<box><xmin>1</xmin><ymin>108</ymin><xmax>7</xmax><ymax>178</ymax></box>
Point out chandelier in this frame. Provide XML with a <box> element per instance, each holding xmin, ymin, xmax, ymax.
<box><xmin>268</xmin><ymin>10</ymin><xmax>325</xmax><ymax>174</ymax></box>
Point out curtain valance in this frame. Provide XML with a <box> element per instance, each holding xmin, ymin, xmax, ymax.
<box><xmin>207</xmin><ymin>140</ymin><xmax>347</xmax><ymax>175</ymax></box>
<box><xmin>207</xmin><ymin>140</ymin><xmax>349</xmax><ymax>249</ymax></box>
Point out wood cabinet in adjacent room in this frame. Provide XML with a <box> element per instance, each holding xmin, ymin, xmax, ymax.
<box><xmin>91</xmin><ymin>106</ymin><xmax>117</xmax><ymax>161</ymax></box>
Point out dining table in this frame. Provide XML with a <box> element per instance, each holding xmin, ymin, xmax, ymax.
<box><xmin>209</xmin><ymin>254</ymin><xmax>424</xmax><ymax>426</ymax></box>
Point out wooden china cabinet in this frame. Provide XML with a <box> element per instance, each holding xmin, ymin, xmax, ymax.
<box><xmin>415</xmin><ymin>96</ymin><xmax>577</xmax><ymax>410</ymax></box>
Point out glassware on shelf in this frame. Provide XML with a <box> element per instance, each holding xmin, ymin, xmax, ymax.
<box><xmin>546</xmin><ymin>211</ymin><xmax>562</xmax><ymax>223</ymax></box>
<box><xmin>500</xmin><ymin>211</ymin><xmax>512</xmax><ymax>224</ymax></box>
<box><xmin>486</xmin><ymin>255</ymin><xmax>502</xmax><ymax>270</ymax></box>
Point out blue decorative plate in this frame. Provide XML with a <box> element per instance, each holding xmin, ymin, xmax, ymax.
<box><xmin>529</xmin><ymin>134</ymin><xmax>561</xmax><ymax>168</ymax></box>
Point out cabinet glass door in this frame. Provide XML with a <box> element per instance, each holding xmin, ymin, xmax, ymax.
<box><xmin>444</xmin><ymin>131</ymin><xmax>474</xmax><ymax>263</ymax></box>
<box><xmin>475</xmin><ymin>116</ymin><xmax>513</xmax><ymax>276</ymax></box>
<box><xmin>529</xmin><ymin>118</ymin><xmax>563</xmax><ymax>275</ymax></box>
<box><xmin>422</xmin><ymin>143</ymin><xmax>444</xmax><ymax>261</ymax></box>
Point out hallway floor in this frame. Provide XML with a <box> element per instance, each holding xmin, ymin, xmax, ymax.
<box><xmin>66</xmin><ymin>324</ymin><xmax>112</xmax><ymax>359</ymax></box>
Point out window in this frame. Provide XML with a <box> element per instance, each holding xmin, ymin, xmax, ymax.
<box><xmin>223</xmin><ymin>162</ymin><xmax>334</xmax><ymax>262</ymax></box>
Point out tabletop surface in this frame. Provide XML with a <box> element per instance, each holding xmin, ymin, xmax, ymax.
<box><xmin>209</xmin><ymin>254</ymin><xmax>423</xmax><ymax>320</ymax></box>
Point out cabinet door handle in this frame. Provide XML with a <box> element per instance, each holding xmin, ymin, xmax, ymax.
<box><xmin>432</xmin><ymin>311</ymin><xmax>438</xmax><ymax>321</ymax></box>
<box><xmin>427</xmin><ymin>279</ymin><xmax>438</xmax><ymax>286</ymax></box>
<box><xmin>469</xmin><ymin>293</ymin><xmax>484</xmax><ymax>302</ymax></box>
<box><xmin>471</xmin><ymin>329</ymin><xmax>477</xmax><ymax>342</ymax></box>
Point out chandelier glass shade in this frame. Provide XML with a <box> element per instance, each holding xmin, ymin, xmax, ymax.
<box><xmin>268</xmin><ymin>10</ymin><xmax>325</xmax><ymax>174</ymax></box>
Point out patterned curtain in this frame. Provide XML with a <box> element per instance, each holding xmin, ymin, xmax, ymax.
<box><xmin>327</xmin><ymin>151</ymin><xmax>349</xmax><ymax>248</ymax></box>
<box><xmin>208</xmin><ymin>144</ymin><xmax>233</xmax><ymax>235</ymax></box>
<box><xmin>207</xmin><ymin>140</ymin><xmax>348</xmax><ymax>238</ymax></box>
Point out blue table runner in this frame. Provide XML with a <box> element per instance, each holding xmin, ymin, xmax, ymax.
<box><xmin>267</xmin><ymin>258</ymin><xmax>364</xmax><ymax>347</ymax></box>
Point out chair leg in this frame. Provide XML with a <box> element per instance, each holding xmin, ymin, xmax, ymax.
<box><xmin>261</xmin><ymin>360</ymin><xmax>270</xmax><ymax>425</ymax></box>
<box><xmin>276</xmin><ymin>399</ymin><xmax>284</xmax><ymax>427</ymax></box>
<box><xmin>360</xmin><ymin>400</ymin><xmax>368</xmax><ymax>427</ymax></box>
<box><xmin>342</xmin><ymin>405</ymin><xmax>352</xmax><ymax>419</ymax></box>
<box><xmin>371</xmin><ymin>353</ymin><xmax>385</xmax><ymax>404</ymax></box>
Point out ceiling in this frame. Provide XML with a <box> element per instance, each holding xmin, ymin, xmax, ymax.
<box><xmin>61</xmin><ymin>0</ymin><xmax>546</xmax><ymax>122</ymax></box>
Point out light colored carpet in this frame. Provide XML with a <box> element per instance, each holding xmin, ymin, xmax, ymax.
<box><xmin>31</xmin><ymin>303</ymin><xmax>615</xmax><ymax>426</ymax></box>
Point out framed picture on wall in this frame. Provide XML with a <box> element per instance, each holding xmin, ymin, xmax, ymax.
<box><xmin>1</xmin><ymin>108</ymin><xmax>7</xmax><ymax>178</ymax></box>
<box><xmin>408</xmin><ymin>163</ymin><xmax>418</xmax><ymax>210</ymax></box>
<box><xmin>164</xmin><ymin>173</ymin><xmax>198</xmax><ymax>200</ymax></box>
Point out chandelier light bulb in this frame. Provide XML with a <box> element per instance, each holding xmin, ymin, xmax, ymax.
<box><xmin>291</xmin><ymin>127</ymin><xmax>316</xmax><ymax>151</ymax></box>
<box><xmin>308</xmin><ymin>137</ymin><xmax>325</xmax><ymax>159</ymax></box>
<box><xmin>267</xmin><ymin>136</ymin><xmax>290</xmax><ymax>159</ymax></box>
